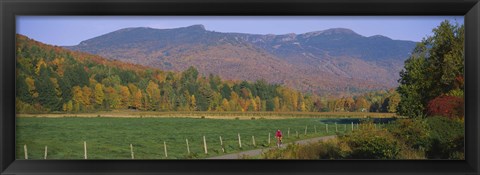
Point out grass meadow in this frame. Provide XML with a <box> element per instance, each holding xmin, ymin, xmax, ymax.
<box><xmin>16</xmin><ymin>114</ymin><xmax>396</xmax><ymax>159</ymax></box>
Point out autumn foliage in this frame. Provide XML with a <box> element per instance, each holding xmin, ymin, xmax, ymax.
<box><xmin>426</xmin><ymin>95</ymin><xmax>464</xmax><ymax>119</ymax></box>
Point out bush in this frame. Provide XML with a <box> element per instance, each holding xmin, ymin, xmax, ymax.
<box><xmin>341</xmin><ymin>126</ymin><xmax>400</xmax><ymax>159</ymax></box>
<box><xmin>426</xmin><ymin>95</ymin><xmax>464</xmax><ymax>119</ymax></box>
<box><xmin>388</xmin><ymin>118</ymin><xmax>430</xmax><ymax>150</ymax></box>
<box><xmin>16</xmin><ymin>99</ymin><xmax>46</xmax><ymax>114</ymax></box>
<box><xmin>425</xmin><ymin>116</ymin><xmax>464</xmax><ymax>159</ymax></box>
<box><xmin>261</xmin><ymin>138</ymin><xmax>350</xmax><ymax>159</ymax></box>
<box><xmin>396</xmin><ymin>143</ymin><xmax>427</xmax><ymax>159</ymax></box>
<box><xmin>316</xmin><ymin>138</ymin><xmax>351</xmax><ymax>159</ymax></box>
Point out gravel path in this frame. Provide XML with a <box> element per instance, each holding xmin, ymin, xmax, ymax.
<box><xmin>206</xmin><ymin>135</ymin><xmax>337</xmax><ymax>159</ymax></box>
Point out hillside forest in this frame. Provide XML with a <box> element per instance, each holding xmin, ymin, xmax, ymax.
<box><xmin>15</xmin><ymin>34</ymin><xmax>399</xmax><ymax>114</ymax></box>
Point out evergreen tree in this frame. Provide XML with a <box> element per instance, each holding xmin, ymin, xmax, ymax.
<box><xmin>36</xmin><ymin>66</ymin><xmax>61</xmax><ymax>111</ymax></box>
<box><xmin>16</xmin><ymin>74</ymin><xmax>33</xmax><ymax>103</ymax></box>
<box><xmin>221</xmin><ymin>84</ymin><xmax>231</xmax><ymax>99</ymax></box>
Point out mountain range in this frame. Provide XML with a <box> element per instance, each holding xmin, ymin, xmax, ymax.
<box><xmin>66</xmin><ymin>24</ymin><xmax>417</xmax><ymax>96</ymax></box>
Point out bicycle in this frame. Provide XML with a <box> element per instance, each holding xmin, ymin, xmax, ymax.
<box><xmin>276</xmin><ymin>137</ymin><xmax>283</xmax><ymax>148</ymax></box>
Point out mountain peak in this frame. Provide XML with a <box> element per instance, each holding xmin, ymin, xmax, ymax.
<box><xmin>323</xmin><ymin>28</ymin><xmax>356</xmax><ymax>34</ymax></box>
<box><xmin>302</xmin><ymin>28</ymin><xmax>359</xmax><ymax>38</ymax></box>
<box><xmin>183</xmin><ymin>24</ymin><xmax>206</xmax><ymax>31</ymax></box>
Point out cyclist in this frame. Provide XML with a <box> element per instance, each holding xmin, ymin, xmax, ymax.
<box><xmin>275</xmin><ymin>129</ymin><xmax>283</xmax><ymax>147</ymax></box>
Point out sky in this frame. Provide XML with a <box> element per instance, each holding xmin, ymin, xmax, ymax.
<box><xmin>17</xmin><ymin>16</ymin><xmax>463</xmax><ymax>46</ymax></box>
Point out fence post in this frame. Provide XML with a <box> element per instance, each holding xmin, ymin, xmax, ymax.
<box><xmin>344</xmin><ymin>124</ymin><xmax>346</xmax><ymax>132</ymax></box>
<box><xmin>287</xmin><ymin>128</ymin><xmax>290</xmax><ymax>137</ymax></box>
<box><xmin>186</xmin><ymin>139</ymin><xmax>190</xmax><ymax>154</ymax></box>
<box><xmin>314</xmin><ymin>125</ymin><xmax>317</xmax><ymax>133</ymax></box>
<box><xmin>268</xmin><ymin>133</ymin><xmax>271</xmax><ymax>145</ymax></box>
<box><xmin>335</xmin><ymin>123</ymin><xmax>338</xmax><ymax>132</ymax></box>
<box><xmin>238</xmin><ymin>133</ymin><xmax>242</xmax><ymax>148</ymax></box>
<box><xmin>296</xmin><ymin>130</ymin><xmax>299</xmax><ymax>138</ymax></box>
<box><xmin>130</xmin><ymin>144</ymin><xmax>134</xmax><ymax>159</ymax></box>
<box><xmin>84</xmin><ymin>141</ymin><xmax>87</xmax><ymax>159</ymax></box>
<box><xmin>357</xmin><ymin>123</ymin><xmax>359</xmax><ymax>130</ymax></box>
<box><xmin>203</xmin><ymin>136</ymin><xmax>208</xmax><ymax>154</ymax></box>
<box><xmin>326</xmin><ymin>124</ymin><xmax>329</xmax><ymax>133</ymax></box>
<box><xmin>351</xmin><ymin>122</ymin><xmax>354</xmax><ymax>131</ymax></box>
<box><xmin>252</xmin><ymin>136</ymin><xmax>256</xmax><ymax>147</ymax></box>
<box><xmin>164</xmin><ymin>141</ymin><xmax>168</xmax><ymax>158</ymax></box>
<box><xmin>44</xmin><ymin>146</ymin><xmax>48</xmax><ymax>159</ymax></box>
<box><xmin>219</xmin><ymin>136</ymin><xmax>224</xmax><ymax>153</ymax></box>
<box><xmin>24</xmin><ymin>144</ymin><xmax>28</xmax><ymax>160</ymax></box>
<box><xmin>304</xmin><ymin>125</ymin><xmax>308</xmax><ymax>135</ymax></box>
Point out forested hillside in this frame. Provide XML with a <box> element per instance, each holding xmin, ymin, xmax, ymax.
<box><xmin>16</xmin><ymin>34</ymin><xmax>400</xmax><ymax>114</ymax></box>
<box><xmin>15</xmin><ymin>34</ymin><xmax>315</xmax><ymax>113</ymax></box>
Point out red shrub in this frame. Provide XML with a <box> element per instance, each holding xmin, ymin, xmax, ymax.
<box><xmin>427</xmin><ymin>95</ymin><xmax>464</xmax><ymax>119</ymax></box>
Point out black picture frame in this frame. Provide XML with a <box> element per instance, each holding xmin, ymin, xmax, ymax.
<box><xmin>1</xmin><ymin>0</ymin><xmax>479</xmax><ymax>174</ymax></box>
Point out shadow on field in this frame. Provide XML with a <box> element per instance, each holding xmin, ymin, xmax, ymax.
<box><xmin>318</xmin><ymin>118</ymin><xmax>397</xmax><ymax>124</ymax></box>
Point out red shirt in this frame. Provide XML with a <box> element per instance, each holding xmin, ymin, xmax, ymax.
<box><xmin>276</xmin><ymin>130</ymin><xmax>282</xmax><ymax>137</ymax></box>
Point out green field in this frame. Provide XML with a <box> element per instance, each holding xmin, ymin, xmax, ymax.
<box><xmin>16</xmin><ymin>117</ymin><xmax>395</xmax><ymax>159</ymax></box>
